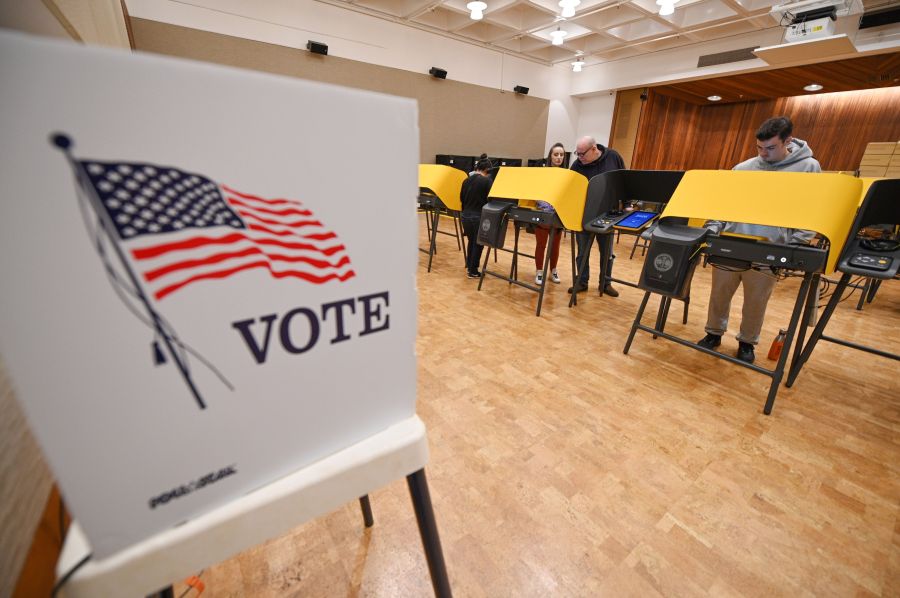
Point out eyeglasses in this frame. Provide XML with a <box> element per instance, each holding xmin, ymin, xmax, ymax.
<box><xmin>575</xmin><ymin>147</ymin><xmax>594</xmax><ymax>158</ymax></box>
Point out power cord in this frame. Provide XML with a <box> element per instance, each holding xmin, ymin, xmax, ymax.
<box><xmin>51</xmin><ymin>553</ymin><xmax>93</xmax><ymax>597</ymax></box>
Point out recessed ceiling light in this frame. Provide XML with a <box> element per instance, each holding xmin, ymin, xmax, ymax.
<box><xmin>707</xmin><ymin>95</ymin><xmax>722</xmax><ymax>101</ymax></box>
<box><xmin>804</xmin><ymin>83</ymin><xmax>824</xmax><ymax>91</ymax></box>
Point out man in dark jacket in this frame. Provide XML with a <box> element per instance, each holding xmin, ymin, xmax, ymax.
<box><xmin>569</xmin><ymin>136</ymin><xmax>625</xmax><ymax>296</ymax></box>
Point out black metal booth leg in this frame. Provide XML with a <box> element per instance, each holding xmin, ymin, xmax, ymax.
<box><xmin>359</xmin><ymin>495</ymin><xmax>374</xmax><ymax>528</ymax></box>
<box><xmin>407</xmin><ymin>469</ymin><xmax>452</xmax><ymax>598</ymax></box>
<box><xmin>623</xmin><ymin>291</ymin><xmax>652</xmax><ymax>354</ymax></box>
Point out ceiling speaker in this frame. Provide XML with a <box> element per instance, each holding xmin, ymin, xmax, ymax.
<box><xmin>307</xmin><ymin>40</ymin><xmax>328</xmax><ymax>55</ymax></box>
<box><xmin>429</xmin><ymin>67</ymin><xmax>447</xmax><ymax>79</ymax></box>
<box><xmin>513</xmin><ymin>85</ymin><xmax>529</xmax><ymax>95</ymax></box>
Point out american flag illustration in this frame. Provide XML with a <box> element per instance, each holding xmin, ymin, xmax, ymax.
<box><xmin>79</xmin><ymin>160</ymin><xmax>356</xmax><ymax>300</ymax></box>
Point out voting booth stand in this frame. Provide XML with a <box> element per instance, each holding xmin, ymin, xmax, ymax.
<box><xmin>418</xmin><ymin>165</ymin><xmax>467</xmax><ymax>273</ymax></box>
<box><xmin>569</xmin><ymin>170</ymin><xmax>686</xmax><ymax>307</ymax></box>
<box><xmin>785</xmin><ymin>178</ymin><xmax>900</xmax><ymax>387</ymax></box>
<box><xmin>0</xmin><ymin>33</ymin><xmax>451</xmax><ymax>597</ymax></box>
<box><xmin>476</xmin><ymin>167</ymin><xmax>586</xmax><ymax>316</ymax></box>
<box><xmin>624</xmin><ymin>170</ymin><xmax>862</xmax><ymax>415</ymax></box>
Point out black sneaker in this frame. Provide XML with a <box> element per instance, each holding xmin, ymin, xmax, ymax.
<box><xmin>602</xmin><ymin>285</ymin><xmax>619</xmax><ymax>297</ymax></box>
<box><xmin>466</xmin><ymin>271</ymin><xmax>480</xmax><ymax>279</ymax></box>
<box><xmin>567</xmin><ymin>281</ymin><xmax>588</xmax><ymax>294</ymax></box>
<box><xmin>736</xmin><ymin>342</ymin><xmax>755</xmax><ymax>363</ymax></box>
<box><xmin>697</xmin><ymin>333</ymin><xmax>721</xmax><ymax>349</ymax></box>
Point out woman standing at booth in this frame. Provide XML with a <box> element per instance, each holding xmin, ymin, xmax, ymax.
<box><xmin>460</xmin><ymin>154</ymin><xmax>494</xmax><ymax>278</ymax></box>
<box><xmin>534</xmin><ymin>143</ymin><xmax>566</xmax><ymax>285</ymax></box>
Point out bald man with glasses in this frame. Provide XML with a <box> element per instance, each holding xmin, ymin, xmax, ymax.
<box><xmin>569</xmin><ymin>135</ymin><xmax>625</xmax><ymax>296</ymax></box>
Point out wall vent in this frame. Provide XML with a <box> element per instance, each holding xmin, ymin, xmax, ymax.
<box><xmin>697</xmin><ymin>47</ymin><xmax>759</xmax><ymax>68</ymax></box>
<box><xmin>859</xmin><ymin>6</ymin><xmax>900</xmax><ymax>29</ymax></box>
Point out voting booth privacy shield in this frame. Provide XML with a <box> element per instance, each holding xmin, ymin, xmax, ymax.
<box><xmin>0</xmin><ymin>29</ymin><xmax>422</xmax><ymax>569</ymax></box>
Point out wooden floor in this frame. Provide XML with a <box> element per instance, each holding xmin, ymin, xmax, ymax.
<box><xmin>176</xmin><ymin>217</ymin><xmax>900</xmax><ymax>597</ymax></box>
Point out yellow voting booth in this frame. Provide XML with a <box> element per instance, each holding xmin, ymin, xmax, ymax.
<box><xmin>418</xmin><ymin>164</ymin><xmax>466</xmax><ymax>272</ymax></box>
<box><xmin>487</xmin><ymin>167</ymin><xmax>588</xmax><ymax>231</ymax></box>
<box><xmin>626</xmin><ymin>170</ymin><xmax>865</xmax><ymax>415</ymax></box>
<box><xmin>660</xmin><ymin>170</ymin><xmax>863</xmax><ymax>273</ymax></box>
<box><xmin>477</xmin><ymin>167</ymin><xmax>588</xmax><ymax>316</ymax></box>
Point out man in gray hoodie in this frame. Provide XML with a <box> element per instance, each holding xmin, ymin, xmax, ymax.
<box><xmin>697</xmin><ymin>116</ymin><xmax>821</xmax><ymax>363</ymax></box>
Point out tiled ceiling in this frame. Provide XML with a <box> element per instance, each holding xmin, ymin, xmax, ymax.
<box><xmin>318</xmin><ymin>0</ymin><xmax>896</xmax><ymax>66</ymax></box>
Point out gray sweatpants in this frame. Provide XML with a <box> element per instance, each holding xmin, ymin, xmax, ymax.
<box><xmin>704</xmin><ymin>267</ymin><xmax>778</xmax><ymax>345</ymax></box>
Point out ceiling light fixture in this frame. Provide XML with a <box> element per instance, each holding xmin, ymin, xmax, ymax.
<box><xmin>559</xmin><ymin>0</ymin><xmax>581</xmax><ymax>18</ymax></box>
<box><xmin>803</xmin><ymin>83</ymin><xmax>824</xmax><ymax>91</ymax></box>
<box><xmin>656</xmin><ymin>0</ymin><xmax>679</xmax><ymax>16</ymax></box>
<box><xmin>707</xmin><ymin>95</ymin><xmax>722</xmax><ymax>101</ymax></box>
<box><xmin>572</xmin><ymin>59</ymin><xmax>585</xmax><ymax>72</ymax></box>
<box><xmin>550</xmin><ymin>27</ymin><xmax>568</xmax><ymax>46</ymax></box>
<box><xmin>467</xmin><ymin>1</ymin><xmax>487</xmax><ymax>20</ymax></box>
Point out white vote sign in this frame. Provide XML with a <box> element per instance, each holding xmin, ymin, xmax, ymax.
<box><xmin>0</xmin><ymin>31</ymin><xmax>418</xmax><ymax>559</ymax></box>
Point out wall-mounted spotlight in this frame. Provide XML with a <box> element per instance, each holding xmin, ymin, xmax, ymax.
<box><xmin>429</xmin><ymin>67</ymin><xmax>448</xmax><ymax>79</ymax></box>
<box><xmin>513</xmin><ymin>85</ymin><xmax>529</xmax><ymax>95</ymax></box>
<box><xmin>307</xmin><ymin>40</ymin><xmax>328</xmax><ymax>55</ymax></box>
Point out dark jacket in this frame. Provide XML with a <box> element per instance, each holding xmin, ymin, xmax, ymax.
<box><xmin>570</xmin><ymin>144</ymin><xmax>625</xmax><ymax>180</ymax></box>
<box><xmin>460</xmin><ymin>172</ymin><xmax>493</xmax><ymax>215</ymax></box>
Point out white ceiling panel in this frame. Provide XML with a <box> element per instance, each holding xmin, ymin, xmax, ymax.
<box><xmin>319</xmin><ymin>0</ymin><xmax>892</xmax><ymax>67</ymax></box>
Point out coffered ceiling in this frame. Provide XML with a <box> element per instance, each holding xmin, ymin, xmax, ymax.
<box><xmin>317</xmin><ymin>0</ymin><xmax>897</xmax><ymax>66</ymax></box>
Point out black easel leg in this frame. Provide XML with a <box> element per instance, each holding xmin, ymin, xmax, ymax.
<box><xmin>510</xmin><ymin>224</ymin><xmax>520</xmax><ymax>283</ymax></box>
<box><xmin>407</xmin><ymin>469</ymin><xmax>452</xmax><ymax>598</ymax></box>
<box><xmin>427</xmin><ymin>210</ymin><xmax>439</xmax><ymax>272</ymax></box>
<box><xmin>569</xmin><ymin>232</ymin><xmax>577</xmax><ymax>307</ymax></box>
<box><xmin>568</xmin><ymin>233</ymin><xmax>595</xmax><ymax>308</ymax></box>
<box><xmin>786</xmin><ymin>273</ymin><xmax>850</xmax><ymax>387</ymax></box>
<box><xmin>652</xmin><ymin>295</ymin><xmax>668</xmax><ymax>339</ymax></box>
<box><xmin>624</xmin><ymin>291</ymin><xmax>652</xmax><ymax>354</ymax></box>
<box><xmin>535</xmin><ymin>228</ymin><xmax>555</xmax><ymax>317</ymax></box>
<box><xmin>359</xmin><ymin>495</ymin><xmax>374</xmax><ymax>528</ymax></box>
<box><xmin>763</xmin><ymin>272</ymin><xmax>814</xmax><ymax>415</ymax></box>
<box><xmin>789</xmin><ymin>273</ymin><xmax>820</xmax><ymax>378</ymax></box>
<box><xmin>856</xmin><ymin>277</ymin><xmax>870</xmax><ymax>310</ymax></box>
<box><xmin>477</xmin><ymin>249</ymin><xmax>490</xmax><ymax>290</ymax></box>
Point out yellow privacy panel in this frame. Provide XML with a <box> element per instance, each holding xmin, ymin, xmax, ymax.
<box><xmin>488</xmin><ymin>167</ymin><xmax>588</xmax><ymax>231</ymax></box>
<box><xmin>419</xmin><ymin>164</ymin><xmax>466</xmax><ymax>211</ymax></box>
<box><xmin>661</xmin><ymin>170</ymin><xmax>862</xmax><ymax>274</ymax></box>
<box><xmin>858</xmin><ymin>177</ymin><xmax>882</xmax><ymax>205</ymax></box>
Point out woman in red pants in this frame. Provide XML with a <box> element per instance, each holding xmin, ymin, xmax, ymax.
<box><xmin>534</xmin><ymin>143</ymin><xmax>566</xmax><ymax>285</ymax></box>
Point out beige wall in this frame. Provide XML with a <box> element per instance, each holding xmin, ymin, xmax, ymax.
<box><xmin>130</xmin><ymin>18</ymin><xmax>550</xmax><ymax>165</ymax></box>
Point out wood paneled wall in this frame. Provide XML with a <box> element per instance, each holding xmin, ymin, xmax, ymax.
<box><xmin>632</xmin><ymin>86</ymin><xmax>900</xmax><ymax>172</ymax></box>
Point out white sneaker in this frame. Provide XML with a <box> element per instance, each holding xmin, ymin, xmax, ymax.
<box><xmin>550</xmin><ymin>269</ymin><xmax>561</xmax><ymax>284</ymax></box>
<box><xmin>535</xmin><ymin>271</ymin><xmax>544</xmax><ymax>285</ymax></box>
